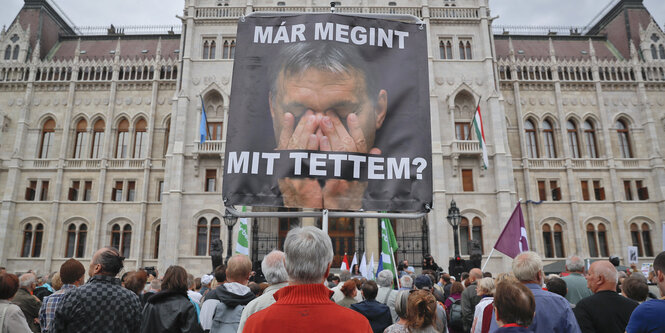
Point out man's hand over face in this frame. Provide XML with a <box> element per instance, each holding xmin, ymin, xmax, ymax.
<box><xmin>277</xmin><ymin>111</ymin><xmax>324</xmax><ymax>208</ymax></box>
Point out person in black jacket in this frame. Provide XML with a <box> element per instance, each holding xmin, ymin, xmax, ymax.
<box><xmin>351</xmin><ymin>280</ymin><xmax>393</xmax><ymax>333</ymax></box>
<box><xmin>141</xmin><ymin>265</ymin><xmax>203</xmax><ymax>333</ymax></box>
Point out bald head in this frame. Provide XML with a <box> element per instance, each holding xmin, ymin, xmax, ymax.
<box><xmin>586</xmin><ymin>261</ymin><xmax>618</xmax><ymax>293</ymax></box>
<box><xmin>226</xmin><ymin>254</ymin><xmax>252</xmax><ymax>284</ymax></box>
<box><xmin>470</xmin><ymin>268</ymin><xmax>483</xmax><ymax>282</ymax></box>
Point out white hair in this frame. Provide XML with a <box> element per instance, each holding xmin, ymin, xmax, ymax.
<box><xmin>565</xmin><ymin>255</ymin><xmax>585</xmax><ymax>272</ymax></box>
<box><xmin>19</xmin><ymin>273</ymin><xmax>36</xmax><ymax>288</ymax></box>
<box><xmin>400</xmin><ymin>275</ymin><xmax>413</xmax><ymax>289</ymax></box>
<box><xmin>477</xmin><ymin>277</ymin><xmax>495</xmax><ymax>295</ymax></box>
<box><xmin>377</xmin><ymin>270</ymin><xmax>394</xmax><ymax>287</ymax></box>
<box><xmin>262</xmin><ymin>250</ymin><xmax>288</xmax><ymax>284</ymax></box>
<box><xmin>512</xmin><ymin>251</ymin><xmax>543</xmax><ymax>282</ymax></box>
<box><xmin>284</xmin><ymin>226</ymin><xmax>333</xmax><ymax>284</ymax></box>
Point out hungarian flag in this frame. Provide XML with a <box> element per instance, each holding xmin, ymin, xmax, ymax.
<box><xmin>493</xmin><ymin>203</ymin><xmax>529</xmax><ymax>258</ymax></box>
<box><xmin>340</xmin><ymin>254</ymin><xmax>350</xmax><ymax>271</ymax></box>
<box><xmin>235</xmin><ymin>206</ymin><xmax>249</xmax><ymax>255</ymax></box>
<box><xmin>380</xmin><ymin>218</ymin><xmax>399</xmax><ymax>274</ymax></box>
<box><xmin>471</xmin><ymin>103</ymin><xmax>488</xmax><ymax>169</ymax></box>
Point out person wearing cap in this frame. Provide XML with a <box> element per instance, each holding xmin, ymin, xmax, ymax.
<box><xmin>199</xmin><ymin>274</ymin><xmax>213</xmax><ymax>300</ymax></box>
<box><xmin>414</xmin><ymin>274</ymin><xmax>448</xmax><ymax>333</ymax></box>
<box><xmin>350</xmin><ymin>281</ymin><xmax>392</xmax><ymax>333</ymax></box>
<box><xmin>38</xmin><ymin>259</ymin><xmax>86</xmax><ymax>332</ymax></box>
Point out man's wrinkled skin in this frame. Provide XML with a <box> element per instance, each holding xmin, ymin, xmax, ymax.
<box><xmin>270</xmin><ymin>68</ymin><xmax>387</xmax><ymax>209</ymax></box>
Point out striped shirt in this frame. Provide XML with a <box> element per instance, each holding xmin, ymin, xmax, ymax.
<box><xmin>38</xmin><ymin>284</ymin><xmax>76</xmax><ymax>333</ymax></box>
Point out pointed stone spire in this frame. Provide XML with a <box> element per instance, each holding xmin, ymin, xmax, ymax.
<box><xmin>508</xmin><ymin>37</ymin><xmax>515</xmax><ymax>56</ymax></box>
<box><xmin>156</xmin><ymin>37</ymin><xmax>162</xmax><ymax>60</ymax></box>
<box><xmin>31</xmin><ymin>39</ymin><xmax>40</xmax><ymax>62</ymax></box>
<box><xmin>548</xmin><ymin>37</ymin><xmax>556</xmax><ymax>59</ymax></box>
<box><xmin>629</xmin><ymin>39</ymin><xmax>639</xmax><ymax>63</ymax></box>
<box><xmin>588</xmin><ymin>38</ymin><xmax>596</xmax><ymax>58</ymax></box>
<box><xmin>74</xmin><ymin>38</ymin><xmax>81</xmax><ymax>61</ymax></box>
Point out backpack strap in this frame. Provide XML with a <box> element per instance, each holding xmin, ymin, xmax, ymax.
<box><xmin>382</xmin><ymin>290</ymin><xmax>392</xmax><ymax>304</ymax></box>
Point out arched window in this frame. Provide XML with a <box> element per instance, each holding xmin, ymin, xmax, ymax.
<box><xmin>202</xmin><ymin>40</ymin><xmax>210</xmax><ymax>59</ymax></box>
<box><xmin>39</xmin><ymin>119</ymin><xmax>56</xmax><ymax>159</ymax></box>
<box><xmin>111</xmin><ymin>224</ymin><xmax>121</xmax><ymax>250</ymax></box>
<box><xmin>651</xmin><ymin>44</ymin><xmax>658</xmax><ymax>59</ymax></box>
<box><xmin>465</xmin><ymin>41</ymin><xmax>472</xmax><ymax>59</ymax></box>
<box><xmin>21</xmin><ymin>223</ymin><xmax>43</xmax><ymax>257</ymax></box>
<box><xmin>91</xmin><ymin>119</ymin><xmax>105</xmax><ymax>158</ymax></box>
<box><xmin>229</xmin><ymin>41</ymin><xmax>236</xmax><ymax>59</ymax></box>
<box><xmin>583</xmin><ymin>120</ymin><xmax>598</xmax><ymax>158</ymax></box>
<box><xmin>196</xmin><ymin>217</ymin><xmax>208</xmax><ymax>256</ymax></box>
<box><xmin>587</xmin><ymin>223</ymin><xmax>609</xmax><ymax>257</ymax></box>
<box><xmin>163</xmin><ymin>119</ymin><xmax>170</xmax><ymax>157</ymax></box>
<box><xmin>472</xmin><ymin>217</ymin><xmax>483</xmax><ymax>254</ymax></box>
<box><xmin>4</xmin><ymin>45</ymin><xmax>10</xmax><ymax>60</ymax></box>
<box><xmin>65</xmin><ymin>223</ymin><xmax>87</xmax><ymax>258</ymax></box>
<box><xmin>641</xmin><ymin>223</ymin><xmax>654</xmax><ymax>257</ymax></box>
<box><xmin>542</xmin><ymin>120</ymin><xmax>556</xmax><ymax>158</ymax></box>
<box><xmin>616</xmin><ymin>119</ymin><xmax>632</xmax><ymax>158</ymax></box>
<box><xmin>73</xmin><ymin>119</ymin><xmax>87</xmax><ymax>158</ymax></box>
<box><xmin>459</xmin><ymin>41</ymin><xmax>466</xmax><ymax>60</ymax></box>
<box><xmin>12</xmin><ymin>45</ymin><xmax>19</xmax><ymax>60</ymax></box>
<box><xmin>660</xmin><ymin>45</ymin><xmax>665</xmax><ymax>59</ymax></box>
<box><xmin>587</xmin><ymin>224</ymin><xmax>599</xmax><ymax>257</ymax></box>
<box><xmin>210</xmin><ymin>41</ymin><xmax>216</xmax><ymax>59</ymax></box>
<box><xmin>153</xmin><ymin>224</ymin><xmax>160</xmax><ymax>259</ymax></box>
<box><xmin>115</xmin><ymin>119</ymin><xmax>129</xmax><ymax>158</ymax></box>
<box><xmin>567</xmin><ymin>120</ymin><xmax>580</xmax><ymax>158</ymax></box>
<box><xmin>439</xmin><ymin>40</ymin><xmax>453</xmax><ymax>60</ymax></box>
<box><xmin>210</xmin><ymin>218</ymin><xmax>221</xmax><ymax>254</ymax></box>
<box><xmin>597</xmin><ymin>223</ymin><xmax>608</xmax><ymax>257</ymax></box>
<box><xmin>525</xmin><ymin>120</ymin><xmax>539</xmax><ymax>158</ymax></box>
<box><xmin>459</xmin><ymin>217</ymin><xmax>469</xmax><ymax>255</ymax></box>
<box><xmin>632</xmin><ymin>223</ymin><xmax>654</xmax><ymax>257</ymax></box>
<box><xmin>133</xmin><ymin>118</ymin><xmax>147</xmax><ymax>158</ymax></box>
<box><xmin>542</xmin><ymin>223</ymin><xmax>564</xmax><ymax>258</ymax></box>
<box><xmin>66</xmin><ymin>224</ymin><xmax>76</xmax><ymax>257</ymax></box>
<box><xmin>122</xmin><ymin>224</ymin><xmax>132</xmax><ymax>258</ymax></box>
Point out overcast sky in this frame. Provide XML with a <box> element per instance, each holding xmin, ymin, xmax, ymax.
<box><xmin>2</xmin><ymin>0</ymin><xmax>664</xmax><ymax>32</ymax></box>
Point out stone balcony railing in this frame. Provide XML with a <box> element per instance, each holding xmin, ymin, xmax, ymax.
<box><xmin>65</xmin><ymin>159</ymin><xmax>102</xmax><ymax>168</ymax></box>
<box><xmin>108</xmin><ymin>159</ymin><xmax>145</xmax><ymax>169</ymax></box>
<box><xmin>193</xmin><ymin>6</ymin><xmax>477</xmax><ymax>20</ymax></box>
<box><xmin>197</xmin><ymin>141</ymin><xmax>224</xmax><ymax>155</ymax></box>
<box><xmin>451</xmin><ymin>140</ymin><xmax>481</xmax><ymax>154</ymax></box>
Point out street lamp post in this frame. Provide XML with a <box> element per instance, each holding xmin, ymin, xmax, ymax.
<box><xmin>447</xmin><ymin>200</ymin><xmax>461</xmax><ymax>258</ymax></box>
<box><xmin>223</xmin><ymin>208</ymin><xmax>238</xmax><ymax>265</ymax></box>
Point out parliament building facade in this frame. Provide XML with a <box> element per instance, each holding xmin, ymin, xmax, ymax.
<box><xmin>1</xmin><ymin>0</ymin><xmax>664</xmax><ymax>276</ymax></box>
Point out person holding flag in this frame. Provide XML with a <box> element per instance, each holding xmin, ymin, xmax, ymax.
<box><xmin>482</xmin><ymin>202</ymin><xmax>529</xmax><ymax>271</ymax></box>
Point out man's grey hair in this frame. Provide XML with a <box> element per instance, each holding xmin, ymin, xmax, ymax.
<box><xmin>268</xmin><ymin>42</ymin><xmax>379</xmax><ymax>106</ymax></box>
<box><xmin>19</xmin><ymin>273</ymin><xmax>36</xmax><ymax>288</ymax></box>
<box><xmin>262</xmin><ymin>250</ymin><xmax>288</xmax><ymax>285</ymax></box>
<box><xmin>339</xmin><ymin>270</ymin><xmax>352</xmax><ymax>282</ymax></box>
<box><xmin>565</xmin><ymin>255</ymin><xmax>585</xmax><ymax>272</ymax></box>
<box><xmin>150</xmin><ymin>279</ymin><xmax>161</xmax><ymax>291</ymax></box>
<box><xmin>512</xmin><ymin>251</ymin><xmax>543</xmax><ymax>282</ymax></box>
<box><xmin>400</xmin><ymin>275</ymin><xmax>413</xmax><ymax>289</ymax></box>
<box><xmin>377</xmin><ymin>270</ymin><xmax>394</xmax><ymax>288</ymax></box>
<box><xmin>284</xmin><ymin>226</ymin><xmax>333</xmax><ymax>284</ymax></box>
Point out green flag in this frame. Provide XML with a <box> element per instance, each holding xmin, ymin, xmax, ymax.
<box><xmin>380</xmin><ymin>218</ymin><xmax>398</xmax><ymax>272</ymax></box>
<box><xmin>235</xmin><ymin>206</ymin><xmax>249</xmax><ymax>255</ymax></box>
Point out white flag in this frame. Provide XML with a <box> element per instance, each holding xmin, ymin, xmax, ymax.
<box><xmin>359</xmin><ymin>252</ymin><xmax>368</xmax><ymax>279</ymax></box>
<box><xmin>369</xmin><ymin>253</ymin><xmax>375</xmax><ymax>280</ymax></box>
<box><xmin>350</xmin><ymin>253</ymin><xmax>358</xmax><ymax>275</ymax></box>
<box><xmin>235</xmin><ymin>207</ymin><xmax>249</xmax><ymax>255</ymax></box>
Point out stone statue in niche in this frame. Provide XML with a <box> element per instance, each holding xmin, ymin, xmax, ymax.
<box><xmin>210</xmin><ymin>238</ymin><xmax>224</xmax><ymax>272</ymax></box>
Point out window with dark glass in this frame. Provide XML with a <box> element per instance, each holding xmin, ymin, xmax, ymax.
<box><xmin>196</xmin><ymin>217</ymin><xmax>208</xmax><ymax>256</ymax></box>
<box><xmin>65</xmin><ymin>224</ymin><xmax>87</xmax><ymax>258</ymax></box>
<box><xmin>65</xmin><ymin>224</ymin><xmax>77</xmax><ymax>257</ymax></box>
<box><xmin>543</xmin><ymin>224</ymin><xmax>553</xmax><ymax>258</ymax></box>
<box><xmin>116</xmin><ymin>119</ymin><xmax>129</xmax><ymax>158</ymax></box>
<box><xmin>631</xmin><ymin>223</ymin><xmax>643</xmax><ymax>257</ymax></box>
<box><xmin>205</xmin><ymin>169</ymin><xmax>216</xmax><ymax>192</ymax></box>
<box><xmin>163</xmin><ymin>119</ymin><xmax>170</xmax><ymax>157</ymax></box>
<box><xmin>597</xmin><ymin>224</ymin><xmax>609</xmax><ymax>257</ymax></box>
<box><xmin>455</xmin><ymin>122</ymin><xmax>470</xmax><ymax>140</ymax></box>
<box><xmin>439</xmin><ymin>39</ymin><xmax>452</xmax><ymax>59</ymax></box>
<box><xmin>550</xmin><ymin>180</ymin><xmax>561</xmax><ymax>201</ymax></box>
<box><xmin>158</xmin><ymin>180</ymin><xmax>164</xmax><ymax>202</ymax></box>
<box><xmin>25</xmin><ymin>180</ymin><xmax>36</xmax><ymax>201</ymax></box>
<box><xmin>91</xmin><ymin>119</ymin><xmax>105</xmax><ymax>158</ymax></box>
<box><xmin>459</xmin><ymin>217</ymin><xmax>469</xmax><ymax>255</ymax></box>
<box><xmin>472</xmin><ymin>217</ymin><xmax>483</xmax><ymax>254</ymax></box>
<box><xmin>69</xmin><ymin>181</ymin><xmax>80</xmax><ymax>201</ymax></box>
<box><xmin>12</xmin><ymin>45</ymin><xmax>19</xmax><ymax>60</ymax></box>
<box><xmin>111</xmin><ymin>224</ymin><xmax>121</xmax><ymax>250</ymax></box>
<box><xmin>567</xmin><ymin>120</ymin><xmax>580</xmax><ymax>158</ymax></box>
<box><xmin>209</xmin><ymin>217</ymin><xmax>221</xmax><ymax>254</ymax></box>
<box><xmin>587</xmin><ymin>224</ymin><xmax>599</xmax><ymax>257</ymax></box>
<box><xmin>21</xmin><ymin>224</ymin><xmax>33</xmax><ymax>257</ymax></box>
<box><xmin>222</xmin><ymin>39</ymin><xmax>235</xmax><ymax>59</ymax></box>
<box><xmin>616</xmin><ymin>120</ymin><xmax>632</xmax><ymax>158</ymax></box>
<box><xmin>153</xmin><ymin>224</ymin><xmax>160</xmax><ymax>259</ymax></box>
<box><xmin>112</xmin><ymin>181</ymin><xmax>123</xmax><ymax>201</ymax></box>
<box><xmin>21</xmin><ymin>223</ymin><xmax>43</xmax><ymax>258</ymax></box>
<box><xmin>636</xmin><ymin>180</ymin><xmax>649</xmax><ymax>200</ymax></box>
<box><xmin>133</xmin><ymin>119</ymin><xmax>147</xmax><ymax>158</ymax></box>
<box><xmin>73</xmin><ymin>119</ymin><xmax>87</xmax><ymax>158</ymax></box>
<box><xmin>3</xmin><ymin>45</ymin><xmax>10</xmax><ymax>60</ymax></box>
<box><xmin>542</xmin><ymin>120</ymin><xmax>556</xmax><ymax>158</ymax></box>
<box><xmin>121</xmin><ymin>224</ymin><xmax>132</xmax><ymax>258</ymax></box>
<box><xmin>624</xmin><ymin>180</ymin><xmax>633</xmax><ymax>200</ymax></box>
<box><xmin>39</xmin><ymin>119</ymin><xmax>56</xmax><ymax>159</ymax></box>
<box><xmin>583</xmin><ymin>120</ymin><xmax>598</xmax><ymax>158</ymax></box>
<box><xmin>40</xmin><ymin>181</ymin><xmax>49</xmax><ymax>201</ymax></box>
<box><xmin>127</xmin><ymin>181</ymin><xmax>136</xmax><ymax>201</ymax></box>
<box><xmin>553</xmin><ymin>224</ymin><xmax>564</xmax><ymax>258</ymax></box>
<box><xmin>593</xmin><ymin>180</ymin><xmax>605</xmax><ymax>201</ymax></box>
<box><xmin>83</xmin><ymin>181</ymin><xmax>92</xmax><ymax>201</ymax></box>
<box><xmin>642</xmin><ymin>224</ymin><xmax>653</xmax><ymax>257</ymax></box>
<box><xmin>525</xmin><ymin>120</ymin><xmax>538</xmax><ymax>158</ymax></box>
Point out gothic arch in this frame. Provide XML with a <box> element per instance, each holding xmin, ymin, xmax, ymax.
<box><xmin>460</xmin><ymin>208</ymin><xmax>486</xmax><ymax>220</ymax></box>
<box><xmin>36</xmin><ymin>113</ymin><xmax>58</xmax><ymax>129</ymax></box>
<box><xmin>612</xmin><ymin>113</ymin><xmax>635</xmax><ymax>128</ymax></box>
<box><xmin>193</xmin><ymin>209</ymin><xmax>223</xmax><ymax>222</ymax></box>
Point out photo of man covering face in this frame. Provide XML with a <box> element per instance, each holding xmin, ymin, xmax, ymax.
<box><xmin>268</xmin><ymin>42</ymin><xmax>387</xmax><ymax>210</ymax></box>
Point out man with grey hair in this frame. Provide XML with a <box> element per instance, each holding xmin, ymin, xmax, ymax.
<box><xmin>376</xmin><ymin>270</ymin><xmax>398</xmax><ymax>322</ymax></box>
<box><xmin>243</xmin><ymin>226</ymin><xmax>372</xmax><ymax>332</ymax></box>
<box><xmin>12</xmin><ymin>273</ymin><xmax>41</xmax><ymax>332</ymax></box>
<box><xmin>268</xmin><ymin>42</ymin><xmax>388</xmax><ymax>210</ymax></box>
<box><xmin>561</xmin><ymin>255</ymin><xmax>592</xmax><ymax>304</ymax></box>
<box><xmin>513</xmin><ymin>251</ymin><xmax>581</xmax><ymax>333</ymax></box>
<box><xmin>461</xmin><ymin>268</ymin><xmax>483</xmax><ymax>332</ymax></box>
<box><xmin>399</xmin><ymin>274</ymin><xmax>413</xmax><ymax>291</ymax></box>
<box><xmin>238</xmin><ymin>250</ymin><xmax>289</xmax><ymax>332</ymax></box>
<box><xmin>573</xmin><ymin>260</ymin><xmax>638</xmax><ymax>332</ymax></box>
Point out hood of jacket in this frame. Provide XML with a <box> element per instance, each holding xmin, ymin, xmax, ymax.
<box><xmin>213</xmin><ymin>284</ymin><xmax>255</xmax><ymax>308</ymax></box>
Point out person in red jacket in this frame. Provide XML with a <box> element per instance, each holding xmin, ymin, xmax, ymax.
<box><xmin>243</xmin><ymin>226</ymin><xmax>372</xmax><ymax>333</ymax></box>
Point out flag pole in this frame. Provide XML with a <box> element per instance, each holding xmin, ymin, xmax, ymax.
<box><xmin>389</xmin><ymin>245</ymin><xmax>401</xmax><ymax>289</ymax></box>
<box><xmin>481</xmin><ymin>248</ymin><xmax>495</xmax><ymax>272</ymax></box>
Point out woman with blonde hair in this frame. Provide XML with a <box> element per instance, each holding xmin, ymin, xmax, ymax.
<box><xmin>405</xmin><ymin>290</ymin><xmax>438</xmax><ymax>332</ymax></box>
<box><xmin>471</xmin><ymin>277</ymin><xmax>497</xmax><ymax>333</ymax></box>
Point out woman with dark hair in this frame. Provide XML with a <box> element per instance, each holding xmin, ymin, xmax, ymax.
<box><xmin>141</xmin><ymin>266</ymin><xmax>203</xmax><ymax>333</ymax></box>
<box><xmin>336</xmin><ymin>280</ymin><xmax>359</xmax><ymax>308</ymax></box>
<box><xmin>406</xmin><ymin>290</ymin><xmax>438</xmax><ymax>332</ymax></box>
<box><xmin>0</xmin><ymin>272</ymin><xmax>32</xmax><ymax>332</ymax></box>
<box><xmin>445</xmin><ymin>281</ymin><xmax>465</xmax><ymax>333</ymax></box>
<box><xmin>351</xmin><ymin>264</ymin><xmax>362</xmax><ymax>278</ymax></box>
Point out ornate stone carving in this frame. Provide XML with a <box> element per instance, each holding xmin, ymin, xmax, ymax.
<box><xmin>435</xmin><ymin>77</ymin><xmax>444</xmax><ymax>85</ymax></box>
<box><xmin>135</xmin><ymin>97</ymin><xmax>142</xmax><ymax>105</ymax></box>
<box><xmin>446</xmin><ymin>77</ymin><xmax>455</xmax><ymax>85</ymax></box>
<box><xmin>158</xmin><ymin>97</ymin><xmax>165</xmax><ymax>105</ymax></box>
<box><xmin>192</xmin><ymin>77</ymin><xmax>200</xmax><ymax>85</ymax></box>
<box><xmin>85</xmin><ymin>99</ymin><xmax>91</xmax><ymax>105</ymax></box>
<box><xmin>125</xmin><ymin>97</ymin><xmax>132</xmax><ymax>105</ymax></box>
<box><xmin>222</xmin><ymin>76</ymin><xmax>230</xmax><ymax>85</ymax></box>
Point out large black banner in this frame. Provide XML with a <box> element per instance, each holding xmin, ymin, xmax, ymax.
<box><xmin>223</xmin><ymin>13</ymin><xmax>432</xmax><ymax>212</ymax></box>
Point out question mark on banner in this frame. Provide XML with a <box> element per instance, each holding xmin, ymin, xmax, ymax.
<box><xmin>412</xmin><ymin>158</ymin><xmax>427</xmax><ymax>180</ymax></box>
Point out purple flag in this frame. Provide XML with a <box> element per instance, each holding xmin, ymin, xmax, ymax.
<box><xmin>493</xmin><ymin>203</ymin><xmax>529</xmax><ymax>258</ymax></box>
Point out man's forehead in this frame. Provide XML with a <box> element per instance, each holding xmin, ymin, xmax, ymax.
<box><xmin>276</xmin><ymin>67</ymin><xmax>367</xmax><ymax>95</ymax></box>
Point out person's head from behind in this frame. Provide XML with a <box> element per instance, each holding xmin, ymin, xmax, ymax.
<box><xmin>283</xmin><ymin>226</ymin><xmax>333</xmax><ymax>284</ymax></box>
<box><xmin>476</xmin><ymin>277</ymin><xmax>495</xmax><ymax>297</ymax></box>
<box><xmin>150</xmin><ymin>278</ymin><xmax>161</xmax><ymax>292</ymax></box>
<box><xmin>394</xmin><ymin>290</ymin><xmax>409</xmax><ymax>320</ymax></box>
<box><xmin>124</xmin><ymin>270</ymin><xmax>148</xmax><ymax>296</ymax></box>
<box><xmin>621</xmin><ymin>276</ymin><xmax>648</xmax><ymax>302</ymax></box>
<box><xmin>60</xmin><ymin>258</ymin><xmax>86</xmax><ymax>286</ymax></box>
<box><xmin>51</xmin><ymin>273</ymin><xmax>62</xmax><ymax>291</ymax></box>
<box><xmin>545</xmin><ymin>276</ymin><xmax>567</xmax><ymax>298</ymax></box>
<box><xmin>226</xmin><ymin>254</ymin><xmax>252</xmax><ymax>285</ymax></box>
<box><xmin>214</xmin><ymin>265</ymin><xmax>226</xmax><ymax>283</ymax></box>
<box><xmin>512</xmin><ymin>251</ymin><xmax>544</xmax><ymax>284</ymax></box>
<box><xmin>262</xmin><ymin>250</ymin><xmax>288</xmax><ymax>285</ymax></box>
<box><xmin>414</xmin><ymin>275</ymin><xmax>433</xmax><ymax>291</ymax></box>
<box><xmin>653</xmin><ymin>251</ymin><xmax>665</xmax><ymax>296</ymax></box>
<box><xmin>440</xmin><ymin>273</ymin><xmax>451</xmax><ymax>285</ymax></box>
<box><xmin>586</xmin><ymin>260</ymin><xmax>618</xmax><ymax>293</ymax></box>
<box><xmin>0</xmin><ymin>273</ymin><xmax>19</xmax><ymax>300</ymax></box>
<box><xmin>376</xmin><ymin>270</ymin><xmax>393</xmax><ymax>288</ymax></box>
<box><xmin>565</xmin><ymin>255</ymin><xmax>585</xmax><ymax>273</ymax></box>
<box><xmin>89</xmin><ymin>247</ymin><xmax>124</xmax><ymax>277</ymax></box>
<box><xmin>494</xmin><ymin>280</ymin><xmax>535</xmax><ymax>327</ymax></box>
<box><xmin>361</xmin><ymin>280</ymin><xmax>379</xmax><ymax>301</ymax></box>
<box><xmin>400</xmin><ymin>275</ymin><xmax>413</xmax><ymax>289</ymax></box>
<box><xmin>268</xmin><ymin>42</ymin><xmax>388</xmax><ymax>154</ymax></box>
<box><xmin>162</xmin><ymin>265</ymin><xmax>188</xmax><ymax>293</ymax></box>
<box><xmin>18</xmin><ymin>273</ymin><xmax>37</xmax><ymax>292</ymax></box>
<box><xmin>339</xmin><ymin>269</ymin><xmax>351</xmax><ymax>282</ymax></box>
<box><xmin>469</xmin><ymin>268</ymin><xmax>483</xmax><ymax>283</ymax></box>
<box><xmin>341</xmin><ymin>280</ymin><xmax>357</xmax><ymax>298</ymax></box>
<box><xmin>406</xmin><ymin>290</ymin><xmax>437</xmax><ymax>329</ymax></box>
<box><xmin>450</xmin><ymin>281</ymin><xmax>464</xmax><ymax>295</ymax></box>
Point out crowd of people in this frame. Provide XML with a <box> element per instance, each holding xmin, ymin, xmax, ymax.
<box><xmin>0</xmin><ymin>227</ymin><xmax>664</xmax><ymax>333</ymax></box>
